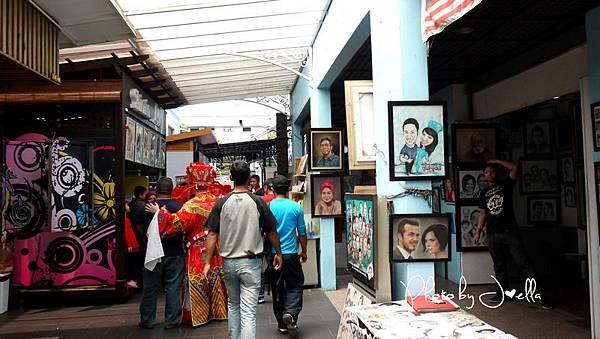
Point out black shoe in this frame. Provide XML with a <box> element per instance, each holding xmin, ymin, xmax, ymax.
<box><xmin>489</xmin><ymin>294</ymin><xmax>503</xmax><ymax>303</ymax></box>
<box><xmin>278</xmin><ymin>325</ymin><xmax>288</xmax><ymax>334</ymax></box>
<box><xmin>164</xmin><ymin>323</ymin><xmax>178</xmax><ymax>329</ymax></box>
<box><xmin>283</xmin><ymin>313</ymin><xmax>298</xmax><ymax>336</ymax></box>
<box><xmin>138</xmin><ymin>322</ymin><xmax>154</xmax><ymax>329</ymax></box>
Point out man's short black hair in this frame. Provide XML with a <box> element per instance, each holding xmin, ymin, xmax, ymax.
<box><xmin>156</xmin><ymin>177</ymin><xmax>174</xmax><ymax>195</ymax></box>
<box><xmin>231</xmin><ymin>160</ymin><xmax>250</xmax><ymax>186</ymax></box>
<box><xmin>133</xmin><ymin>185</ymin><xmax>146</xmax><ymax>198</ymax></box>
<box><xmin>403</xmin><ymin>118</ymin><xmax>419</xmax><ymax>131</ymax></box>
<box><xmin>250</xmin><ymin>174</ymin><xmax>260</xmax><ymax>184</ymax></box>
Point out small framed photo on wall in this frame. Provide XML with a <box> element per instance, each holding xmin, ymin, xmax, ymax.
<box><xmin>591</xmin><ymin>102</ymin><xmax>600</xmax><ymax>151</ymax></box>
<box><xmin>527</xmin><ymin>197</ymin><xmax>559</xmax><ymax>224</ymax></box>
<box><xmin>310</xmin><ymin>173</ymin><xmax>343</xmax><ymax>217</ymax></box>
<box><xmin>524</xmin><ymin>120</ymin><xmax>553</xmax><ymax>156</ymax></box>
<box><xmin>452</xmin><ymin>123</ymin><xmax>498</xmax><ymax>164</ymax></box>
<box><xmin>456</xmin><ymin>205</ymin><xmax>487</xmax><ymax>251</ymax></box>
<box><xmin>308</xmin><ymin>128</ymin><xmax>344</xmax><ymax>172</ymax></box>
<box><xmin>519</xmin><ymin>158</ymin><xmax>559</xmax><ymax>194</ymax></box>
<box><xmin>564</xmin><ymin>185</ymin><xmax>576</xmax><ymax>208</ymax></box>
<box><xmin>561</xmin><ymin>157</ymin><xmax>575</xmax><ymax>183</ymax></box>
<box><xmin>388</xmin><ymin>101</ymin><xmax>448</xmax><ymax>180</ymax></box>
<box><xmin>456</xmin><ymin>167</ymin><xmax>486</xmax><ymax>201</ymax></box>
<box><xmin>389</xmin><ymin>213</ymin><xmax>451</xmax><ymax>262</ymax></box>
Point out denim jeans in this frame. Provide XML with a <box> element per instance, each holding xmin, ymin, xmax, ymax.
<box><xmin>487</xmin><ymin>232</ymin><xmax>538</xmax><ymax>294</ymax></box>
<box><xmin>222</xmin><ymin>257</ymin><xmax>261</xmax><ymax>339</ymax></box>
<box><xmin>269</xmin><ymin>254</ymin><xmax>304</xmax><ymax>327</ymax></box>
<box><xmin>139</xmin><ymin>255</ymin><xmax>185</xmax><ymax>326</ymax></box>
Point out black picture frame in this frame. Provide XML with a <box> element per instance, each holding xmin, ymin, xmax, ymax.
<box><xmin>431</xmin><ymin>187</ymin><xmax>441</xmax><ymax>213</ymax></box>
<box><xmin>561</xmin><ymin>157</ymin><xmax>575</xmax><ymax>183</ymax></box>
<box><xmin>564</xmin><ymin>184</ymin><xmax>576</xmax><ymax>208</ymax></box>
<box><xmin>527</xmin><ymin>196</ymin><xmax>560</xmax><ymax>224</ymax></box>
<box><xmin>308</xmin><ymin>128</ymin><xmax>344</xmax><ymax>172</ymax></box>
<box><xmin>389</xmin><ymin>213</ymin><xmax>451</xmax><ymax>262</ymax></box>
<box><xmin>524</xmin><ymin>120</ymin><xmax>553</xmax><ymax>156</ymax></box>
<box><xmin>592</xmin><ymin>102</ymin><xmax>600</xmax><ymax>151</ymax></box>
<box><xmin>310</xmin><ymin>173</ymin><xmax>344</xmax><ymax>217</ymax></box>
<box><xmin>455</xmin><ymin>205</ymin><xmax>488</xmax><ymax>252</ymax></box>
<box><xmin>455</xmin><ymin>165</ymin><xmax>486</xmax><ymax>203</ymax></box>
<box><xmin>345</xmin><ymin>194</ymin><xmax>377</xmax><ymax>290</ymax></box>
<box><xmin>388</xmin><ymin>101</ymin><xmax>448</xmax><ymax>181</ymax></box>
<box><xmin>519</xmin><ymin>158</ymin><xmax>560</xmax><ymax>194</ymax></box>
<box><xmin>452</xmin><ymin>123</ymin><xmax>498</xmax><ymax>164</ymax></box>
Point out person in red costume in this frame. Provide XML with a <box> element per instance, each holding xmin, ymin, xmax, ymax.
<box><xmin>147</xmin><ymin>162</ymin><xmax>232</xmax><ymax>327</ymax></box>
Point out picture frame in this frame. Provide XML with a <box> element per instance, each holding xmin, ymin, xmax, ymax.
<box><xmin>524</xmin><ymin>120</ymin><xmax>553</xmax><ymax>156</ymax></box>
<box><xmin>345</xmin><ymin>80</ymin><xmax>375</xmax><ymax>170</ymax></box>
<box><xmin>592</xmin><ymin>102</ymin><xmax>600</xmax><ymax>151</ymax></box>
<box><xmin>125</xmin><ymin>117</ymin><xmax>137</xmax><ymax>161</ymax></box>
<box><xmin>296</xmin><ymin>154</ymin><xmax>308</xmax><ymax>175</ymax></box>
<box><xmin>310</xmin><ymin>173</ymin><xmax>344</xmax><ymax>217</ymax></box>
<box><xmin>307</xmin><ymin>218</ymin><xmax>321</xmax><ymax>239</ymax></box>
<box><xmin>561</xmin><ymin>157</ymin><xmax>575</xmax><ymax>183</ymax></box>
<box><xmin>345</xmin><ymin>194</ymin><xmax>377</xmax><ymax>290</ymax></box>
<box><xmin>456</xmin><ymin>166</ymin><xmax>486</xmax><ymax>202</ymax></box>
<box><xmin>527</xmin><ymin>197</ymin><xmax>559</xmax><ymax>224</ymax></box>
<box><xmin>389</xmin><ymin>213</ymin><xmax>451</xmax><ymax>262</ymax></box>
<box><xmin>519</xmin><ymin>158</ymin><xmax>559</xmax><ymax>194</ymax></box>
<box><xmin>456</xmin><ymin>205</ymin><xmax>488</xmax><ymax>251</ymax></box>
<box><xmin>308</xmin><ymin>128</ymin><xmax>344</xmax><ymax>172</ymax></box>
<box><xmin>134</xmin><ymin>123</ymin><xmax>145</xmax><ymax>164</ymax></box>
<box><xmin>143</xmin><ymin>128</ymin><xmax>152</xmax><ymax>166</ymax></box>
<box><xmin>441</xmin><ymin>164</ymin><xmax>456</xmax><ymax>204</ymax></box>
<box><xmin>564</xmin><ymin>184</ymin><xmax>576</xmax><ymax>208</ymax></box>
<box><xmin>452</xmin><ymin>123</ymin><xmax>498</xmax><ymax>164</ymax></box>
<box><xmin>388</xmin><ymin>101</ymin><xmax>448</xmax><ymax>180</ymax></box>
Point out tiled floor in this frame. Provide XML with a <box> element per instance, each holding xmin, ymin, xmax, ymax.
<box><xmin>0</xmin><ymin>288</ymin><xmax>341</xmax><ymax>339</ymax></box>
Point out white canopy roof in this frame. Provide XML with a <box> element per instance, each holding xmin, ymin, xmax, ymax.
<box><xmin>115</xmin><ymin>0</ymin><xmax>329</xmax><ymax>104</ymax></box>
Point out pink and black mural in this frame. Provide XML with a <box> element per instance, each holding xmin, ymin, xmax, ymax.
<box><xmin>4</xmin><ymin>133</ymin><xmax>118</xmax><ymax>288</ymax></box>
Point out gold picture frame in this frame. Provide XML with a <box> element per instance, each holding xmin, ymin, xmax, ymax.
<box><xmin>345</xmin><ymin>80</ymin><xmax>375</xmax><ymax>170</ymax></box>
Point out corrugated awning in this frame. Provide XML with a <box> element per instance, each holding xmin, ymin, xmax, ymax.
<box><xmin>115</xmin><ymin>0</ymin><xmax>329</xmax><ymax>104</ymax></box>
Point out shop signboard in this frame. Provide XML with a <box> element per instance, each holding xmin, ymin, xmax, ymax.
<box><xmin>122</xmin><ymin>74</ymin><xmax>166</xmax><ymax>135</ymax></box>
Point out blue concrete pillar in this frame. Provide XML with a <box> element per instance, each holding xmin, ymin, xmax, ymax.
<box><xmin>585</xmin><ymin>6</ymin><xmax>600</xmax><ymax>337</ymax></box>
<box><xmin>371</xmin><ymin>0</ymin><xmax>434</xmax><ymax>300</ymax></box>
<box><xmin>309</xmin><ymin>87</ymin><xmax>336</xmax><ymax>290</ymax></box>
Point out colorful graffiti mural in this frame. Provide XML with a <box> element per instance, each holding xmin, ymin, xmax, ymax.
<box><xmin>4</xmin><ymin>133</ymin><xmax>117</xmax><ymax>287</ymax></box>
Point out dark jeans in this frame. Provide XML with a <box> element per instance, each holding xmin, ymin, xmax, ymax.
<box><xmin>125</xmin><ymin>251</ymin><xmax>143</xmax><ymax>283</ymax></box>
<box><xmin>487</xmin><ymin>232</ymin><xmax>538</xmax><ymax>294</ymax></box>
<box><xmin>268</xmin><ymin>253</ymin><xmax>304</xmax><ymax>327</ymax></box>
<box><xmin>139</xmin><ymin>255</ymin><xmax>185</xmax><ymax>326</ymax></box>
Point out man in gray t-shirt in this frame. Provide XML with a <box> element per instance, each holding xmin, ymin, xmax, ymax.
<box><xmin>203</xmin><ymin>160</ymin><xmax>282</xmax><ymax>339</ymax></box>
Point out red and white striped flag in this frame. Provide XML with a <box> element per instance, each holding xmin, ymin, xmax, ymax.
<box><xmin>422</xmin><ymin>0</ymin><xmax>483</xmax><ymax>42</ymax></box>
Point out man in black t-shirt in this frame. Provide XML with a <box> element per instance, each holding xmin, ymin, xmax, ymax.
<box><xmin>474</xmin><ymin>160</ymin><xmax>552</xmax><ymax>309</ymax></box>
<box><xmin>138</xmin><ymin>178</ymin><xmax>186</xmax><ymax>329</ymax></box>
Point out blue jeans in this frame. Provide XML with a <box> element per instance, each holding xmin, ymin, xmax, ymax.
<box><xmin>139</xmin><ymin>256</ymin><xmax>185</xmax><ymax>326</ymax></box>
<box><xmin>222</xmin><ymin>257</ymin><xmax>261</xmax><ymax>339</ymax></box>
<box><xmin>268</xmin><ymin>254</ymin><xmax>304</xmax><ymax>327</ymax></box>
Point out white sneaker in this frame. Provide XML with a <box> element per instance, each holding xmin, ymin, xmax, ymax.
<box><xmin>283</xmin><ymin>313</ymin><xmax>298</xmax><ymax>336</ymax></box>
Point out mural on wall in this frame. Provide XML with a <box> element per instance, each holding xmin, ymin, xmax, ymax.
<box><xmin>4</xmin><ymin>133</ymin><xmax>117</xmax><ymax>288</ymax></box>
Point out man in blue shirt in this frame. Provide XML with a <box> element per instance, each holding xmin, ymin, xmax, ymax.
<box><xmin>268</xmin><ymin>175</ymin><xmax>307</xmax><ymax>336</ymax></box>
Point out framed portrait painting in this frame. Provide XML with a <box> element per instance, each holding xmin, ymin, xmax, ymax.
<box><xmin>389</xmin><ymin>213</ymin><xmax>451</xmax><ymax>262</ymax></box>
<box><xmin>524</xmin><ymin>120</ymin><xmax>553</xmax><ymax>156</ymax></box>
<box><xmin>134</xmin><ymin>124</ymin><xmax>145</xmax><ymax>164</ymax></box>
<box><xmin>527</xmin><ymin>197</ymin><xmax>559</xmax><ymax>224</ymax></box>
<box><xmin>125</xmin><ymin>117</ymin><xmax>137</xmax><ymax>161</ymax></box>
<box><xmin>308</xmin><ymin>128</ymin><xmax>344</xmax><ymax>172</ymax></box>
<box><xmin>591</xmin><ymin>102</ymin><xmax>600</xmax><ymax>151</ymax></box>
<box><xmin>310</xmin><ymin>174</ymin><xmax>343</xmax><ymax>217</ymax></box>
<box><xmin>456</xmin><ymin>205</ymin><xmax>487</xmax><ymax>251</ymax></box>
<box><xmin>345</xmin><ymin>80</ymin><xmax>375</xmax><ymax>170</ymax></box>
<box><xmin>452</xmin><ymin>123</ymin><xmax>498</xmax><ymax>164</ymax></box>
<box><xmin>519</xmin><ymin>159</ymin><xmax>559</xmax><ymax>194</ymax></box>
<box><xmin>388</xmin><ymin>101</ymin><xmax>448</xmax><ymax>180</ymax></box>
<box><xmin>143</xmin><ymin>128</ymin><xmax>152</xmax><ymax>166</ymax></box>
<box><xmin>564</xmin><ymin>185</ymin><xmax>576</xmax><ymax>208</ymax></box>
<box><xmin>561</xmin><ymin>157</ymin><xmax>575</xmax><ymax>183</ymax></box>
<box><xmin>456</xmin><ymin>167</ymin><xmax>486</xmax><ymax>201</ymax></box>
<box><xmin>345</xmin><ymin>194</ymin><xmax>376</xmax><ymax>290</ymax></box>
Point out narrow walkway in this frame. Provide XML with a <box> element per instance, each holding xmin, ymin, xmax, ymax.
<box><xmin>0</xmin><ymin>288</ymin><xmax>340</xmax><ymax>339</ymax></box>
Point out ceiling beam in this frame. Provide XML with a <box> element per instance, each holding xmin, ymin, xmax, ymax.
<box><xmin>130</xmin><ymin>68</ymin><xmax>159</xmax><ymax>77</ymax></box>
<box><xmin>176</xmin><ymin>74</ymin><xmax>296</xmax><ymax>89</ymax></box>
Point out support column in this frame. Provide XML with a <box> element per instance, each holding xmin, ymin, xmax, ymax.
<box><xmin>584</xmin><ymin>6</ymin><xmax>600</xmax><ymax>337</ymax></box>
<box><xmin>371</xmin><ymin>0</ymin><xmax>433</xmax><ymax>301</ymax></box>
<box><xmin>310</xmin><ymin>87</ymin><xmax>336</xmax><ymax>290</ymax></box>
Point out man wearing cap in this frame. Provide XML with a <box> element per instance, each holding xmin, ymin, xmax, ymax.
<box><xmin>202</xmin><ymin>160</ymin><xmax>283</xmax><ymax>339</ymax></box>
<box><xmin>267</xmin><ymin>174</ymin><xmax>307</xmax><ymax>336</ymax></box>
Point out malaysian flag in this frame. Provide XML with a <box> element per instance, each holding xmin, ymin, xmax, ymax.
<box><xmin>422</xmin><ymin>0</ymin><xmax>483</xmax><ymax>42</ymax></box>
